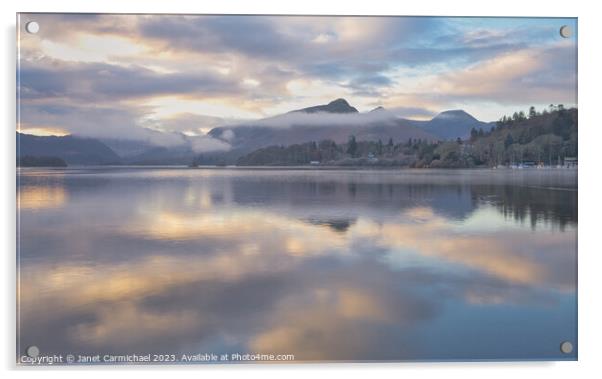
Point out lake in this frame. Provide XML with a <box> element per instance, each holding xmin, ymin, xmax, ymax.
<box><xmin>17</xmin><ymin>167</ymin><xmax>577</xmax><ymax>363</ymax></box>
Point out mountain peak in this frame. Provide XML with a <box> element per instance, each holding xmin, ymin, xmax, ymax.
<box><xmin>432</xmin><ymin>109</ymin><xmax>477</xmax><ymax>122</ymax></box>
<box><xmin>293</xmin><ymin>98</ymin><xmax>358</xmax><ymax>114</ymax></box>
<box><xmin>369</xmin><ymin>106</ymin><xmax>386</xmax><ymax>113</ymax></box>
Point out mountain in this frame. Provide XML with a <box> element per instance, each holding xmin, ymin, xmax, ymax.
<box><xmin>290</xmin><ymin>98</ymin><xmax>359</xmax><ymax>114</ymax></box>
<box><xmin>121</xmin><ymin>145</ymin><xmax>197</xmax><ymax>165</ymax></box>
<box><xmin>207</xmin><ymin>99</ymin><xmax>437</xmax><ymax>162</ymax></box>
<box><xmin>100</xmin><ymin>138</ymin><xmax>157</xmax><ymax>159</ymax></box>
<box><xmin>17</xmin><ymin>155</ymin><xmax>67</xmax><ymax>167</ymax></box>
<box><xmin>16</xmin><ymin>101</ymin><xmax>496</xmax><ymax>166</ymax></box>
<box><xmin>99</xmin><ymin>138</ymin><xmax>195</xmax><ymax>165</ymax></box>
<box><xmin>407</xmin><ymin>110</ymin><xmax>492</xmax><ymax>140</ymax></box>
<box><xmin>369</xmin><ymin>106</ymin><xmax>387</xmax><ymax>113</ymax></box>
<box><xmin>17</xmin><ymin>132</ymin><xmax>121</xmax><ymax>165</ymax></box>
<box><xmin>235</xmin><ymin>107</ymin><xmax>577</xmax><ymax>168</ymax></box>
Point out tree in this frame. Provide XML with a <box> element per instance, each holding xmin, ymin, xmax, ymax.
<box><xmin>456</xmin><ymin>137</ymin><xmax>463</xmax><ymax>145</ymax></box>
<box><xmin>346</xmin><ymin>135</ymin><xmax>358</xmax><ymax>157</ymax></box>
<box><xmin>529</xmin><ymin>106</ymin><xmax>537</xmax><ymax>119</ymax></box>
<box><xmin>470</xmin><ymin>127</ymin><xmax>478</xmax><ymax>141</ymax></box>
<box><xmin>504</xmin><ymin>133</ymin><xmax>514</xmax><ymax>149</ymax></box>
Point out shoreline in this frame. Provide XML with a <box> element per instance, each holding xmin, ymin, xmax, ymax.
<box><xmin>17</xmin><ymin>165</ymin><xmax>578</xmax><ymax>171</ymax></box>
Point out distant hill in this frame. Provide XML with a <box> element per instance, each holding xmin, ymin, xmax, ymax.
<box><xmin>100</xmin><ymin>138</ymin><xmax>157</xmax><ymax>159</ymax></box>
<box><xmin>100</xmin><ymin>138</ymin><xmax>196</xmax><ymax>165</ymax></box>
<box><xmin>17</xmin><ymin>155</ymin><xmax>67</xmax><ymax>167</ymax></box>
<box><xmin>405</xmin><ymin>110</ymin><xmax>493</xmax><ymax>140</ymax></box>
<box><xmin>17</xmin><ymin>132</ymin><xmax>121</xmax><ymax>165</ymax></box>
<box><xmin>121</xmin><ymin>145</ymin><xmax>197</xmax><ymax>165</ymax></box>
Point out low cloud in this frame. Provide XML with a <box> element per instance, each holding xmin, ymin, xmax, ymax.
<box><xmin>225</xmin><ymin>109</ymin><xmax>407</xmax><ymax>130</ymax></box>
<box><xmin>187</xmin><ymin>135</ymin><xmax>231</xmax><ymax>153</ymax></box>
<box><xmin>20</xmin><ymin>102</ymin><xmax>230</xmax><ymax>153</ymax></box>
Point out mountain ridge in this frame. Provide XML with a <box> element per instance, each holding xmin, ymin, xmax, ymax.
<box><xmin>290</xmin><ymin>98</ymin><xmax>359</xmax><ymax>114</ymax></box>
<box><xmin>17</xmin><ymin>99</ymin><xmax>495</xmax><ymax>166</ymax></box>
<box><xmin>17</xmin><ymin>132</ymin><xmax>121</xmax><ymax>165</ymax></box>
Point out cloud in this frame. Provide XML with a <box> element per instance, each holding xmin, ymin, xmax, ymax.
<box><xmin>19</xmin><ymin>102</ymin><xmax>230</xmax><ymax>152</ymax></box>
<box><xmin>19</xmin><ymin>59</ymin><xmax>243</xmax><ymax>102</ymax></box>
<box><xmin>187</xmin><ymin>135</ymin><xmax>231</xmax><ymax>153</ymax></box>
<box><xmin>17</xmin><ymin>14</ymin><xmax>577</xmax><ymax>140</ymax></box>
<box><xmin>139</xmin><ymin>112</ymin><xmax>241</xmax><ymax>136</ymax></box>
<box><xmin>139</xmin><ymin>16</ymin><xmax>299</xmax><ymax>60</ymax></box>
<box><xmin>222</xmin><ymin>108</ymin><xmax>407</xmax><ymax>130</ymax></box>
<box><xmin>432</xmin><ymin>43</ymin><xmax>576</xmax><ymax>104</ymax></box>
<box><xmin>17</xmin><ymin>169</ymin><xmax>576</xmax><ymax>358</ymax></box>
<box><xmin>387</xmin><ymin>106</ymin><xmax>437</xmax><ymax>119</ymax></box>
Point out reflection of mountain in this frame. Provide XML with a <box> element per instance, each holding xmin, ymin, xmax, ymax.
<box><xmin>226</xmin><ymin>178</ymin><xmax>477</xmax><ymax>221</ymax></box>
<box><xmin>306</xmin><ymin>218</ymin><xmax>356</xmax><ymax>233</ymax></box>
<box><xmin>17</xmin><ymin>132</ymin><xmax>121</xmax><ymax>165</ymax></box>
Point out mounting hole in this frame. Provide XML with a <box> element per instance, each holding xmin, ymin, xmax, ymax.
<box><xmin>560</xmin><ymin>341</ymin><xmax>573</xmax><ymax>354</ymax></box>
<box><xmin>25</xmin><ymin>21</ymin><xmax>39</xmax><ymax>34</ymax></box>
<box><xmin>559</xmin><ymin>25</ymin><xmax>572</xmax><ymax>38</ymax></box>
<box><xmin>26</xmin><ymin>345</ymin><xmax>40</xmax><ymax>358</ymax></box>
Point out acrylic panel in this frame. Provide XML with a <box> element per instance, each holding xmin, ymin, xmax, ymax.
<box><xmin>16</xmin><ymin>13</ymin><xmax>578</xmax><ymax>365</ymax></box>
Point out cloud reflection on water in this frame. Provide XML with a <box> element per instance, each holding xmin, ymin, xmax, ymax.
<box><xmin>17</xmin><ymin>168</ymin><xmax>577</xmax><ymax>361</ymax></box>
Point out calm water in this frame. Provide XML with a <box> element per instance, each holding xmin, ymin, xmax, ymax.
<box><xmin>17</xmin><ymin>167</ymin><xmax>577</xmax><ymax>362</ymax></box>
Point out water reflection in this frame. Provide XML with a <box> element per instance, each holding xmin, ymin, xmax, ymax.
<box><xmin>17</xmin><ymin>168</ymin><xmax>577</xmax><ymax>362</ymax></box>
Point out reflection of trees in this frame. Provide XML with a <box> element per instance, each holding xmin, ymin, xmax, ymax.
<box><xmin>230</xmin><ymin>179</ymin><xmax>475</xmax><ymax>220</ymax></box>
<box><xmin>472</xmin><ymin>185</ymin><xmax>577</xmax><ymax>230</ymax></box>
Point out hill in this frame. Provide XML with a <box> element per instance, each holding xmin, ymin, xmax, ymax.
<box><xmin>426</xmin><ymin>106</ymin><xmax>577</xmax><ymax>168</ymax></box>
<box><xmin>17</xmin><ymin>132</ymin><xmax>121</xmax><ymax>165</ymax></box>
<box><xmin>17</xmin><ymin>155</ymin><xmax>67</xmax><ymax>167</ymax></box>
<box><xmin>405</xmin><ymin>110</ymin><xmax>493</xmax><ymax>140</ymax></box>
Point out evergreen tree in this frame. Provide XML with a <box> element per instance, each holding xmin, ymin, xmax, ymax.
<box><xmin>529</xmin><ymin>106</ymin><xmax>537</xmax><ymax>119</ymax></box>
<box><xmin>346</xmin><ymin>135</ymin><xmax>358</xmax><ymax>157</ymax></box>
<box><xmin>470</xmin><ymin>127</ymin><xmax>478</xmax><ymax>141</ymax></box>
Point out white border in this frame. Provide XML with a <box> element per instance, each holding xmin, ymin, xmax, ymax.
<box><xmin>2</xmin><ymin>0</ymin><xmax>601</xmax><ymax>378</ymax></box>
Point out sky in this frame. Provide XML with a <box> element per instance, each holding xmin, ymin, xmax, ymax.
<box><xmin>17</xmin><ymin>14</ymin><xmax>577</xmax><ymax>145</ymax></box>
